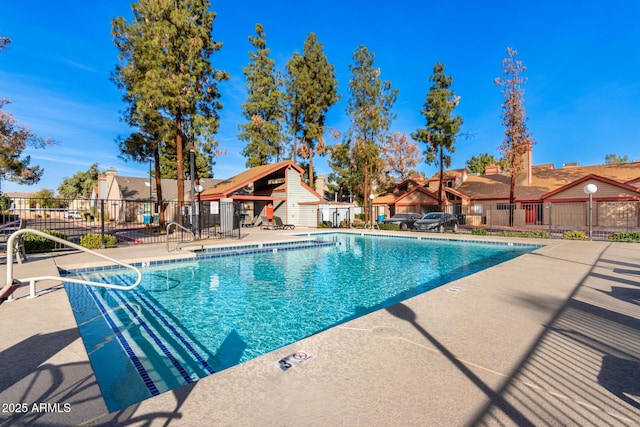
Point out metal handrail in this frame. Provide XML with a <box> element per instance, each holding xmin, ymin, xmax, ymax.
<box><xmin>3</xmin><ymin>228</ymin><xmax>142</xmax><ymax>300</ymax></box>
<box><xmin>166</xmin><ymin>221</ymin><xmax>195</xmax><ymax>252</ymax></box>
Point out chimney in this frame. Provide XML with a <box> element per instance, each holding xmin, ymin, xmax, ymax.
<box><xmin>485</xmin><ymin>164</ymin><xmax>501</xmax><ymax>175</ymax></box>
<box><xmin>516</xmin><ymin>145</ymin><xmax>533</xmax><ymax>186</ymax></box>
<box><xmin>105</xmin><ymin>168</ymin><xmax>117</xmax><ymax>199</ymax></box>
<box><xmin>315</xmin><ymin>174</ymin><xmax>326</xmax><ymax>200</ymax></box>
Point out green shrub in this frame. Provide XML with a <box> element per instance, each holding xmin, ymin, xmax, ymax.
<box><xmin>471</xmin><ymin>228</ymin><xmax>488</xmax><ymax>235</ymax></box>
<box><xmin>523</xmin><ymin>230</ymin><xmax>550</xmax><ymax>239</ymax></box>
<box><xmin>378</xmin><ymin>223</ymin><xmax>400</xmax><ymax>231</ymax></box>
<box><xmin>355</xmin><ymin>213</ymin><xmax>366</xmax><ymax>221</ymax></box>
<box><xmin>317</xmin><ymin>222</ymin><xmax>332</xmax><ymax>228</ymax></box>
<box><xmin>0</xmin><ymin>195</ymin><xmax>10</xmax><ymax>211</ymax></box>
<box><xmin>80</xmin><ymin>233</ymin><xmax>118</xmax><ymax>249</ymax></box>
<box><xmin>563</xmin><ymin>230</ymin><xmax>587</xmax><ymax>240</ymax></box>
<box><xmin>609</xmin><ymin>232</ymin><xmax>640</xmax><ymax>242</ymax></box>
<box><xmin>23</xmin><ymin>229</ymin><xmax>67</xmax><ymax>253</ymax></box>
<box><xmin>497</xmin><ymin>230</ymin><xmax>550</xmax><ymax>239</ymax></box>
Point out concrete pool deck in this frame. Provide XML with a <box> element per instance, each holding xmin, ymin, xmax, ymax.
<box><xmin>1</xmin><ymin>229</ymin><xmax>639</xmax><ymax>426</ymax></box>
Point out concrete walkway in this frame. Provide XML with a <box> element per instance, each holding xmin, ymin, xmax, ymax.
<box><xmin>1</xmin><ymin>229</ymin><xmax>639</xmax><ymax>426</ymax></box>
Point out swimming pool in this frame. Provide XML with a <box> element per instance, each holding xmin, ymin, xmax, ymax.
<box><xmin>63</xmin><ymin>233</ymin><xmax>537</xmax><ymax>411</ymax></box>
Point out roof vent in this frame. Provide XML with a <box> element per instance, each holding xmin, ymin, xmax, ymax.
<box><xmin>562</xmin><ymin>162</ymin><xmax>580</xmax><ymax>168</ymax></box>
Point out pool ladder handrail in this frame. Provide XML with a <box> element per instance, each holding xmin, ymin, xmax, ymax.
<box><xmin>166</xmin><ymin>221</ymin><xmax>195</xmax><ymax>252</ymax></box>
<box><xmin>2</xmin><ymin>228</ymin><xmax>143</xmax><ymax>301</ymax></box>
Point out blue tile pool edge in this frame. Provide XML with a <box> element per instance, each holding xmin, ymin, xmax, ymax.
<box><xmin>297</xmin><ymin>230</ymin><xmax>545</xmax><ymax>248</ymax></box>
<box><xmin>58</xmin><ymin>239</ymin><xmax>341</xmax><ymax>276</ymax></box>
<box><xmin>58</xmin><ymin>234</ymin><xmax>541</xmax><ymax>277</ymax></box>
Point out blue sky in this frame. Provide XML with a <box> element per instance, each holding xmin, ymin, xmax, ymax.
<box><xmin>1</xmin><ymin>0</ymin><xmax>639</xmax><ymax>194</ymax></box>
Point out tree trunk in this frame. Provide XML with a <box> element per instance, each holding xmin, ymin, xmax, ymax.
<box><xmin>509</xmin><ymin>173</ymin><xmax>516</xmax><ymax>227</ymax></box>
<box><xmin>308</xmin><ymin>143</ymin><xmax>314</xmax><ymax>187</ymax></box>
<box><xmin>363</xmin><ymin>160</ymin><xmax>369</xmax><ymax>222</ymax></box>
<box><xmin>154</xmin><ymin>145</ymin><xmax>165</xmax><ymax>228</ymax></box>
<box><xmin>176</xmin><ymin>111</ymin><xmax>184</xmax><ymax>205</ymax></box>
<box><xmin>438</xmin><ymin>146</ymin><xmax>444</xmax><ymax>206</ymax></box>
<box><xmin>293</xmin><ymin>133</ymin><xmax>297</xmax><ymax>164</ymax></box>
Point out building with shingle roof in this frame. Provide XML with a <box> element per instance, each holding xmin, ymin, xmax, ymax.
<box><xmin>200</xmin><ymin>160</ymin><xmax>325</xmax><ymax>227</ymax></box>
<box><xmin>372</xmin><ymin>159</ymin><xmax>640</xmax><ymax>229</ymax></box>
<box><xmin>99</xmin><ymin>168</ymin><xmax>221</xmax><ymax>202</ymax></box>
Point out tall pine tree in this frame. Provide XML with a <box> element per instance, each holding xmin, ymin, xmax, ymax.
<box><xmin>284</xmin><ymin>52</ymin><xmax>304</xmax><ymax>165</ymax></box>
<box><xmin>285</xmin><ymin>33</ymin><xmax>339</xmax><ymax>184</ymax></box>
<box><xmin>239</xmin><ymin>23</ymin><xmax>286</xmax><ymax>167</ymax></box>
<box><xmin>112</xmin><ymin>0</ymin><xmax>228</xmax><ymax>204</ymax></box>
<box><xmin>345</xmin><ymin>45</ymin><xmax>397</xmax><ymax>218</ymax></box>
<box><xmin>412</xmin><ymin>62</ymin><xmax>463</xmax><ymax>205</ymax></box>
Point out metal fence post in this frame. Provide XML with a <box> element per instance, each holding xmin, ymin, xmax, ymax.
<box><xmin>100</xmin><ymin>199</ymin><xmax>105</xmax><ymax>249</ymax></box>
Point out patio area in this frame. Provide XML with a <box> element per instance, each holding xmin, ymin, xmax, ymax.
<box><xmin>1</xmin><ymin>228</ymin><xmax>639</xmax><ymax>426</ymax></box>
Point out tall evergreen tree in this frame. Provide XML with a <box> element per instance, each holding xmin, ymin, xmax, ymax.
<box><xmin>284</xmin><ymin>52</ymin><xmax>304</xmax><ymax>165</ymax></box>
<box><xmin>112</xmin><ymin>0</ymin><xmax>228</xmax><ymax>204</ymax></box>
<box><xmin>158</xmin><ymin>132</ymin><xmax>214</xmax><ymax>179</ymax></box>
<box><xmin>412</xmin><ymin>62</ymin><xmax>463</xmax><ymax>205</ymax></box>
<box><xmin>239</xmin><ymin>24</ymin><xmax>286</xmax><ymax>167</ymax></box>
<box><xmin>285</xmin><ymin>33</ymin><xmax>339</xmax><ymax>184</ymax></box>
<box><xmin>495</xmin><ymin>47</ymin><xmax>535</xmax><ymax>222</ymax></box>
<box><xmin>345</xmin><ymin>45</ymin><xmax>397</xmax><ymax>217</ymax></box>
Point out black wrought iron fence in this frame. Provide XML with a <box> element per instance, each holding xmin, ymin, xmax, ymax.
<box><xmin>0</xmin><ymin>198</ymin><xmax>241</xmax><ymax>252</ymax></box>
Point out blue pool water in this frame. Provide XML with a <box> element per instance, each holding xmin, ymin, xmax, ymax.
<box><xmin>63</xmin><ymin>233</ymin><xmax>537</xmax><ymax>411</ymax></box>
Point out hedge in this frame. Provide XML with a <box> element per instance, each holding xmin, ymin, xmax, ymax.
<box><xmin>80</xmin><ymin>233</ymin><xmax>118</xmax><ymax>249</ymax></box>
<box><xmin>23</xmin><ymin>229</ymin><xmax>67</xmax><ymax>253</ymax></box>
<box><xmin>378</xmin><ymin>223</ymin><xmax>400</xmax><ymax>231</ymax></box>
<box><xmin>563</xmin><ymin>230</ymin><xmax>587</xmax><ymax>240</ymax></box>
<box><xmin>609</xmin><ymin>232</ymin><xmax>640</xmax><ymax>242</ymax></box>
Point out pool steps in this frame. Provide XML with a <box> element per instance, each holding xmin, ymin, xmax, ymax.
<box><xmin>70</xmin><ymin>273</ymin><xmax>217</xmax><ymax>411</ymax></box>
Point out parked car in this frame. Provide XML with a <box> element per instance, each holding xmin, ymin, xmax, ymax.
<box><xmin>64</xmin><ymin>211</ymin><xmax>81</xmax><ymax>219</ymax></box>
<box><xmin>413</xmin><ymin>212</ymin><xmax>458</xmax><ymax>233</ymax></box>
<box><xmin>380</xmin><ymin>213</ymin><xmax>422</xmax><ymax>230</ymax></box>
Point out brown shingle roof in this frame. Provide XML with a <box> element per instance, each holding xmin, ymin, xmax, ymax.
<box><xmin>456</xmin><ymin>162</ymin><xmax>640</xmax><ymax>201</ymax></box>
<box><xmin>201</xmin><ymin>160</ymin><xmax>303</xmax><ymax>198</ymax></box>
<box><xmin>428</xmin><ymin>168</ymin><xmax>465</xmax><ymax>180</ymax></box>
<box><xmin>114</xmin><ymin>176</ymin><xmax>221</xmax><ymax>201</ymax></box>
<box><xmin>372</xmin><ymin>193</ymin><xmax>396</xmax><ymax>204</ymax></box>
